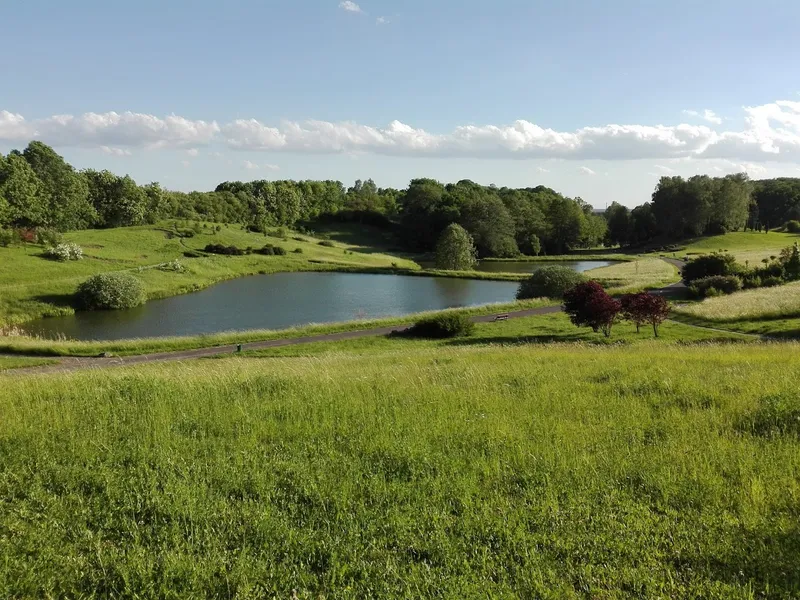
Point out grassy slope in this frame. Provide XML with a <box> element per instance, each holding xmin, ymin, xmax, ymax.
<box><xmin>586</xmin><ymin>258</ymin><xmax>679</xmax><ymax>291</ymax></box>
<box><xmin>0</xmin><ymin>222</ymin><xmax>420</xmax><ymax>327</ymax></box>
<box><xmin>679</xmin><ymin>230</ymin><xmax>800</xmax><ymax>263</ymax></box>
<box><xmin>2</xmin><ymin>341</ymin><xmax>799</xmax><ymax>597</ymax></box>
<box><xmin>675</xmin><ymin>281</ymin><xmax>800</xmax><ymax>322</ymax></box>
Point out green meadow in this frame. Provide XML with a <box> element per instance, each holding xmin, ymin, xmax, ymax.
<box><xmin>2</xmin><ymin>339</ymin><xmax>799</xmax><ymax>598</ymax></box>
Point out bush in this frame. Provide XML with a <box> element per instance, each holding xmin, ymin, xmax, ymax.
<box><xmin>688</xmin><ymin>275</ymin><xmax>743</xmax><ymax>298</ymax></box>
<box><xmin>183</xmin><ymin>250</ymin><xmax>203</xmax><ymax>258</ymax></box>
<box><xmin>44</xmin><ymin>242</ymin><xmax>83</xmax><ymax>262</ymax></box>
<box><xmin>786</xmin><ymin>220</ymin><xmax>800</xmax><ymax>233</ymax></box>
<box><xmin>204</xmin><ymin>243</ymin><xmax>244</xmax><ymax>256</ymax></box>
<box><xmin>620</xmin><ymin>292</ymin><xmax>670</xmax><ymax>336</ymax></box>
<box><xmin>293</xmin><ymin>248</ymin><xmax>304</xmax><ymax>254</ymax></box>
<box><xmin>681</xmin><ymin>254</ymin><xmax>742</xmax><ymax>283</ymax></box>
<box><xmin>75</xmin><ymin>272</ymin><xmax>146</xmax><ymax>311</ymax></box>
<box><xmin>273</xmin><ymin>246</ymin><xmax>288</xmax><ymax>256</ymax></box>
<box><xmin>405</xmin><ymin>313</ymin><xmax>475</xmax><ymax>339</ymax></box>
<box><xmin>516</xmin><ymin>266</ymin><xmax>588</xmax><ymax>300</ymax></box>
<box><xmin>318</xmin><ymin>240</ymin><xmax>336</xmax><ymax>248</ymax></box>
<box><xmin>157</xmin><ymin>259</ymin><xmax>185</xmax><ymax>273</ymax></box>
<box><xmin>36</xmin><ymin>227</ymin><xmax>62</xmax><ymax>247</ymax></box>
<box><xmin>742</xmin><ymin>275</ymin><xmax>762</xmax><ymax>289</ymax></box>
<box><xmin>762</xmin><ymin>275</ymin><xmax>783</xmax><ymax>287</ymax></box>
<box><xmin>0</xmin><ymin>229</ymin><xmax>17</xmax><ymax>247</ymax></box>
<box><xmin>255</xmin><ymin>245</ymin><xmax>275</xmax><ymax>256</ymax></box>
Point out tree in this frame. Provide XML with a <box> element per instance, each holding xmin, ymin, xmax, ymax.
<box><xmin>563</xmin><ymin>281</ymin><xmax>621</xmax><ymax>337</ymax></box>
<box><xmin>84</xmin><ymin>170</ymin><xmax>147</xmax><ymax>227</ymax></box>
<box><xmin>0</xmin><ymin>152</ymin><xmax>46</xmax><ymax>227</ymax></box>
<box><xmin>784</xmin><ymin>244</ymin><xmax>800</xmax><ymax>281</ymax></box>
<box><xmin>604</xmin><ymin>202</ymin><xmax>632</xmax><ymax>247</ymax></box>
<box><xmin>529</xmin><ymin>234</ymin><xmax>541</xmax><ymax>256</ymax></box>
<box><xmin>545</xmin><ymin>196</ymin><xmax>586</xmax><ymax>253</ymax></box>
<box><xmin>621</xmin><ymin>292</ymin><xmax>670</xmax><ymax>336</ymax></box>
<box><xmin>516</xmin><ymin>266</ymin><xmax>588</xmax><ymax>300</ymax></box>
<box><xmin>398</xmin><ymin>179</ymin><xmax>457</xmax><ymax>251</ymax></box>
<box><xmin>22</xmin><ymin>141</ymin><xmax>96</xmax><ymax>230</ymax></box>
<box><xmin>435</xmin><ymin>224</ymin><xmax>477</xmax><ymax>271</ymax></box>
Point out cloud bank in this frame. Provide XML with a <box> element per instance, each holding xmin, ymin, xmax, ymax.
<box><xmin>3</xmin><ymin>100</ymin><xmax>800</xmax><ymax>163</ymax></box>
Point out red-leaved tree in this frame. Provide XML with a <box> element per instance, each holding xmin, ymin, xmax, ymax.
<box><xmin>621</xmin><ymin>292</ymin><xmax>670</xmax><ymax>337</ymax></box>
<box><xmin>563</xmin><ymin>281</ymin><xmax>622</xmax><ymax>337</ymax></box>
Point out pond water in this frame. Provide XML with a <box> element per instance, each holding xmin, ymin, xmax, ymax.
<box><xmin>22</xmin><ymin>272</ymin><xmax>521</xmax><ymax>341</ymax></box>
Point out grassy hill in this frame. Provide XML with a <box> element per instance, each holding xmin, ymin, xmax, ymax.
<box><xmin>679</xmin><ymin>230</ymin><xmax>800</xmax><ymax>263</ymax></box>
<box><xmin>1</xmin><ymin>336</ymin><xmax>798</xmax><ymax>597</ymax></box>
<box><xmin>0</xmin><ymin>221</ymin><xmax>419</xmax><ymax>327</ymax></box>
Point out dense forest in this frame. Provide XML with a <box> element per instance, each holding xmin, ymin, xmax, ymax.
<box><xmin>3</xmin><ymin>141</ymin><xmax>800</xmax><ymax>257</ymax></box>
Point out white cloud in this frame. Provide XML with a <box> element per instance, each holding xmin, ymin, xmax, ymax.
<box><xmin>243</xmin><ymin>160</ymin><xmax>261</xmax><ymax>170</ymax></box>
<box><xmin>264</xmin><ymin>164</ymin><xmax>280</xmax><ymax>171</ymax></box>
<box><xmin>654</xmin><ymin>164</ymin><xmax>674</xmax><ymax>173</ymax></box>
<box><xmin>100</xmin><ymin>146</ymin><xmax>132</xmax><ymax>156</ymax></box>
<box><xmin>0</xmin><ymin>110</ymin><xmax>218</xmax><ymax>149</ymax></box>
<box><xmin>186</xmin><ymin>148</ymin><xmax>199</xmax><ymax>157</ymax></box>
<box><xmin>181</xmin><ymin>160</ymin><xmax>191</xmax><ymax>168</ymax></box>
<box><xmin>339</xmin><ymin>1</ymin><xmax>362</xmax><ymax>13</ymax></box>
<box><xmin>536</xmin><ymin>166</ymin><xmax>550</xmax><ymax>173</ymax></box>
<box><xmin>4</xmin><ymin>100</ymin><xmax>800</xmax><ymax>165</ymax></box>
<box><xmin>683</xmin><ymin>109</ymin><xmax>723</xmax><ymax>125</ymax></box>
<box><xmin>580</xmin><ymin>166</ymin><xmax>596</xmax><ymax>175</ymax></box>
<box><xmin>376</xmin><ymin>16</ymin><xmax>388</xmax><ymax>24</ymax></box>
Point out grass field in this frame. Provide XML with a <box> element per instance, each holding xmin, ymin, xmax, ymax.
<box><xmin>679</xmin><ymin>230</ymin><xmax>800</xmax><ymax>264</ymax></box>
<box><xmin>675</xmin><ymin>281</ymin><xmax>800</xmax><ymax>322</ymax></box>
<box><xmin>0</xmin><ymin>221</ymin><xmax>419</xmax><ymax>327</ymax></box>
<box><xmin>586</xmin><ymin>258</ymin><xmax>679</xmax><ymax>291</ymax></box>
<box><xmin>0</xmin><ymin>356</ymin><xmax>57</xmax><ymax>370</ymax></box>
<box><xmin>2</xmin><ymin>341</ymin><xmax>799</xmax><ymax>597</ymax></box>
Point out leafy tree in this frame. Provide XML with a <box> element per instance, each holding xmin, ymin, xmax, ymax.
<box><xmin>604</xmin><ymin>202</ymin><xmax>632</xmax><ymax>246</ymax></box>
<box><xmin>529</xmin><ymin>234</ymin><xmax>541</xmax><ymax>256</ymax></box>
<box><xmin>22</xmin><ymin>142</ymin><xmax>96</xmax><ymax>230</ymax></box>
<box><xmin>784</xmin><ymin>244</ymin><xmax>800</xmax><ymax>281</ymax></box>
<box><xmin>399</xmin><ymin>179</ymin><xmax>458</xmax><ymax>251</ymax></box>
<box><xmin>85</xmin><ymin>170</ymin><xmax>147</xmax><ymax>227</ymax></box>
<box><xmin>0</xmin><ymin>152</ymin><xmax>46</xmax><ymax>227</ymax></box>
<box><xmin>563</xmin><ymin>281</ymin><xmax>621</xmax><ymax>337</ymax></box>
<box><xmin>621</xmin><ymin>292</ymin><xmax>670</xmax><ymax>337</ymax></box>
<box><xmin>75</xmin><ymin>272</ymin><xmax>146</xmax><ymax>310</ymax></box>
<box><xmin>545</xmin><ymin>196</ymin><xmax>585</xmax><ymax>253</ymax></box>
<box><xmin>435</xmin><ymin>224</ymin><xmax>477</xmax><ymax>270</ymax></box>
<box><xmin>681</xmin><ymin>253</ymin><xmax>743</xmax><ymax>283</ymax></box>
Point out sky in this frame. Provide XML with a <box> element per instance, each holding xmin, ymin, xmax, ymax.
<box><xmin>2</xmin><ymin>0</ymin><xmax>800</xmax><ymax>207</ymax></box>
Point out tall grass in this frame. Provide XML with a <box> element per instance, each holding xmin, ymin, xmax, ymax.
<box><xmin>1</xmin><ymin>343</ymin><xmax>799</xmax><ymax>597</ymax></box>
<box><xmin>675</xmin><ymin>281</ymin><xmax>800</xmax><ymax>322</ymax></box>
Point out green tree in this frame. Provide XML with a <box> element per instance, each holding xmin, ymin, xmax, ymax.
<box><xmin>604</xmin><ymin>202</ymin><xmax>632</xmax><ymax>246</ymax></box>
<box><xmin>0</xmin><ymin>151</ymin><xmax>46</xmax><ymax>227</ymax></box>
<box><xmin>399</xmin><ymin>179</ymin><xmax>457</xmax><ymax>251</ymax></box>
<box><xmin>529</xmin><ymin>234</ymin><xmax>541</xmax><ymax>256</ymax></box>
<box><xmin>458</xmin><ymin>192</ymin><xmax>518</xmax><ymax>257</ymax></box>
<box><xmin>22</xmin><ymin>142</ymin><xmax>96</xmax><ymax>230</ymax></box>
<box><xmin>545</xmin><ymin>196</ymin><xmax>585</xmax><ymax>253</ymax></box>
<box><xmin>435</xmin><ymin>223</ymin><xmax>477</xmax><ymax>270</ymax></box>
<box><xmin>85</xmin><ymin>170</ymin><xmax>147</xmax><ymax>227</ymax></box>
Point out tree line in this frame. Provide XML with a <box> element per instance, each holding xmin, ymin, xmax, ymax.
<box><xmin>5</xmin><ymin>141</ymin><xmax>800</xmax><ymax>256</ymax></box>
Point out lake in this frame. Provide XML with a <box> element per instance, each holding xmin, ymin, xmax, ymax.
<box><xmin>21</xmin><ymin>272</ymin><xmax>521</xmax><ymax>341</ymax></box>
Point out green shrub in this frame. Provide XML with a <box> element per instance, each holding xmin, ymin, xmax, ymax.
<box><xmin>36</xmin><ymin>227</ymin><xmax>62</xmax><ymax>247</ymax></box>
<box><xmin>742</xmin><ymin>275</ymin><xmax>762</xmax><ymax>289</ymax></box>
<box><xmin>681</xmin><ymin>254</ymin><xmax>743</xmax><ymax>283</ymax></box>
<box><xmin>318</xmin><ymin>240</ymin><xmax>335</xmax><ymax>248</ymax></box>
<box><xmin>0</xmin><ymin>229</ymin><xmax>15</xmax><ymax>247</ymax></box>
<box><xmin>75</xmin><ymin>273</ymin><xmax>146</xmax><ymax>311</ymax></box>
<box><xmin>255</xmin><ymin>244</ymin><xmax>276</xmax><ymax>256</ymax></box>
<box><xmin>44</xmin><ymin>242</ymin><xmax>83</xmax><ymax>262</ymax></box>
<box><xmin>404</xmin><ymin>313</ymin><xmax>475</xmax><ymax>339</ymax></box>
<box><xmin>688</xmin><ymin>275</ymin><xmax>743</xmax><ymax>298</ymax></box>
<box><xmin>157</xmin><ymin>259</ymin><xmax>185</xmax><ymax>273</ymax></box>
<box><xmin>786</xmin><ymin>220</ymin><xmax>800</xmax><ymax>233</ymax></box>
<box><xmin>293</xmin><ymin>248</ymin><xmax>304</xmax><ymax>254</ymax></box>
<box><xmin>273</xmin><ymin>246</ymin><xmax>288</xmax><ymax>256</ymax></box>
<box><xmin>204</xmin><ymin>243</ymin><xmax>244</xmax><ymax>256</ymax></box>
<box><xmin>516</xmin><ymin>266</ymin><xmax>588</xmax><ymax>300</ymax></box>
<box><xmin>762</xmin><ymin>275</ymin><xmax>783</xmax><ymax>287</ymax></box>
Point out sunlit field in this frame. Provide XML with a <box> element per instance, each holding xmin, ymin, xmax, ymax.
<box><xmin>586</xmin><ymin>258</ymin><xmax>679</xmax><ymax>290</ymax></box>
<box><xmin>675</xmin><ymin>281</ymin><xmax>800</xmax><ymax>322</ymax></box>
<box><xmin>2</xmin><ymin>341</ymin><xmax>799</xmax><ymax>597</ymax></box>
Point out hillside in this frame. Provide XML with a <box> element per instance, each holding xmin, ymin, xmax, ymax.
<box><xmin>1</xmin><ymin>339</ymin><xmax>798</xmax><ymax>597</ymax></box>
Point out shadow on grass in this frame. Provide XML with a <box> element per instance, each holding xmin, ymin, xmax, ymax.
<box><xmin>445</xmin><ymin>333</ymin><xmax>756</xmax><ymax>348</ymax></box>
<box><xmin>32</xmin><ymin>293</ymin><xmax>76</xmax><ymax>310</ymax></box>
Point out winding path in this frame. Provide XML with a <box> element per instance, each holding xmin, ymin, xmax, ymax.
<box><xmin>5</xmin><ymin>257</ymin><xmax>755</xmax><ymax>377</ymax></box>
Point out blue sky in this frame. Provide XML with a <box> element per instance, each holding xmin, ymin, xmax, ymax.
<box><xmin>2</xmin><ymin>0</ymin><xmax>800</xmax><ymax>206</ymax></box>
